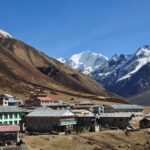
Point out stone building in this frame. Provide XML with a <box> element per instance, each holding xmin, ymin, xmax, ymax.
<box><xmin>98</xmin><ymin>112</ymin><xmax>132</xmax><ymax>129</ymax></box>
<box><xmin>25</xmin><ymin>107</ymin><xmax>76</xmax><ymax>133</ymax></box>
<box><xmin>0</xmin><ymin>125</ymin><xmax>20</xmax><ymax>143</ymax></box>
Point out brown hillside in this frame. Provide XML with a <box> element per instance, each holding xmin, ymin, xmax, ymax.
<box><xmin>0</xmin><ymin>37</ymin><xmax>124</xmax><ymax>102</ymax></box>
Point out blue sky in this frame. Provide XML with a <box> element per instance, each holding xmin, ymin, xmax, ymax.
<box><xmin>0</xmin><ymin>0</ymin><xmax>150</xmax><ymax>58</ymax></box>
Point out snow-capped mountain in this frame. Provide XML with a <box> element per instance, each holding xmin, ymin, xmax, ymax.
<box><xmin>117</xmin><ymin>45</ymin><xmax>150</xmax><ymax>81</ymax></box>
<box><xmin>58</xmin><ymin>50</ymin><xmax>108</xmax><ymax>74</ymax></box>
<box><xmin>93</xmin><ymin>45</ymin><xmax>150</xmax><ymax>85</ymax></box>
<box><xmin>59</xmin><ymin>45</ymin><xmax>150</xmax><ymax>104</ymax></box>
<box><xmin>0</xmin><ymin>29</ymin><xmax>13</xmax><ymax>38</ymax></box>
<box><xmin>91</xmin><ymin>54</ymin><xmax>130</xmax><ymax>87</ymax></box>
<box><xmin>91</xmin><ymin>45</ymin><xmax>150</xmax><ymax>103</ymax></box>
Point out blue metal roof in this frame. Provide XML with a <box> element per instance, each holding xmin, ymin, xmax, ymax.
<box><xmin>8</xmin><ymin>99</ymin><xmax>18</xmax><ymax>103</ymax></box>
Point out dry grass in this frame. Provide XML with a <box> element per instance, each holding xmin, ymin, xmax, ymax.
<box><xmin>23</xmin><ymin>134</ymin><xmax>100</xmax><ymax>150</ymax></box>
<box><xmin>22</xmin><ymin>129</ymin><xmax>150</xmax><ymax>150</ymax></box>
<box><xmin>144</xmin><ymin>106</ymin><xmax>150</xmax><ymax>114</ymax></box>
<box><xmin>81</xmin><ymin>129</ymin><xmax>150</xmax><ymax>150</ymax></box>
<box><xmin>0</xmin><ymin>37</ymin><xmax>126</xmax><ymax>105</ymax></box>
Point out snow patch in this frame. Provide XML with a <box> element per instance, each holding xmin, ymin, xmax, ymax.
<box><xmin>117</xmin><ymin>47</ymin><xmax>150</xmax><ymax>81</ymax></box>
<box><xmin>0</xmin><ymin>29</ymin><xmax>13</xmax><ymax>38</ymax></box>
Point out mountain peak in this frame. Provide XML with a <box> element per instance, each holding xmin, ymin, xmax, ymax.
<box><xmin>0</xmin><ymin>29</ymin><xmax>13</xmax><ymax>38</ymax></box>
<box><xmin>71</xmin><ymin>50</ymin><xmax>108</xmax><ymax>63</ymax></box>
<box><xmin>58</xmin><ymin>50</ymin><xmax>108</xmax><ymax>74</ymax></box>
<box><xmin>109</xmin><ymin>54</ymin><xmax>119</xmax><ymax>62</ymax></box>
<box><xmin>135</xmin><ymin>45</ymin><xmax>150</xmax><ymax>58</ymax></box>
<box><xmin>139</xmin><ymin>45</ymin><xmax>150</xmax><ymax>50</ymax></box>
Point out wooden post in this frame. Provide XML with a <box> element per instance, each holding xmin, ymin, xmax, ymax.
<box><xmin>17</xmin><ymin>131</ymin><xmax>20</xmax><ymax>143</ymax></box>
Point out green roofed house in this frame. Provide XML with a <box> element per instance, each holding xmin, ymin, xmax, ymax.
<box><xmin>0</xmin><ymin>106</ymin><xmax>26</xmax><ymax>125</ymax></box>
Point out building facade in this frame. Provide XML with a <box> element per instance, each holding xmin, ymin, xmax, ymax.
<box><xmin>140</xmin><ymin>118</ymin><xmax>150</xmax><ymax>128</ymax></box>
<box><xmin>0</xmin><ymin>125</ymin><xmax>20</xmax><ymax>142</ymax></box>
<box><xmin>71</xmin><ymin>109</ymin><xmax>96</xmax><ymax>131</ymax></box>
<box><xmin>25</xmin><ymin>95</ymin><xmax>53</xmax><ymax>107</ymax></box>
<box><xmin>0</xmin><ymin>94</ymin><xmax>19</xmax><ymax>106</ymax></box>
<box><xmin>94</xmin><ymin>104</ymin><xmax>143</xmax><ymax>121</ymax></box>
<box><xmin>26</xmin><ymin>107</ymin><xmax>76</xmax><ymax>133</ymax></box>
<box><xmin>0</xmin><ymin>106</ymin><xmax>25</xmax><ymax>125</ymax></box>
<box><xmin>98</xmin><ymin>113</ymin><xmax>132</xmax><ymax>129</ymax></box>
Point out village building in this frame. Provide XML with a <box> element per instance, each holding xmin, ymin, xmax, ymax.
<box><xmin>78</xmin><ymin>100</ymin><xmax>94</xmax><ymax>106</ymax></box>
<box><xmin>71</xmin><ymin>109</ymin><xmax>96</xmax><ymax>131</ymax></box>
<box><xmin>93</xmin><ymin>105</ymin><xmax>105</xmax><ymax>114</ymax></box>
<box><xmin>0</xmin><ymin>125</ymin><xmax>20</xmax><ymax>143</ymax></box>
<box><xmin>73</xmin><ymin>105</ymin><xmax>94</xmax><ymax>112</ymax></box>
<box><xmin>98</xmin><ymin>113</ymin><xmax>133</xmax><ymax>129</ymax></box>
<box><xmin>73</xmin><ymin>100</ymin><xmax>95</xmax><ymax>112</ymax></box>
<box><xmin>140</xmin><ymin>118</ymin><xmax>150</xmax><ymax>128</ymax></box>
<box><xmin>25</xmin><ymin>107</ymin><xmax>76</xmax><ymax>133</ymax></box>
<box><xmin>47</xmin><ymin>101</ymin><xmax>72</xmax><ymax>110</ymax></box>
<box><xmin>94</xmin><ymin>104</ymin><xmax>143</xmax><ymax>120</ymax></box>
<box><xmin>0</xmin><ymin>94</ymin><xmax>21</xmax><ymax>106</ymax></box>
<box><xmin>25</xmin><ymin>95</ymin><xmax>53</xmax><ymax>107</ymax></box>
<box><xmin>0</xmin><ymin>106</ymin><xmax>26</xmax><ymax>125</ymax></box>
<box><xmin>140</xmin><ymin>113</ymin><xmax>150</xmax><ymax>128</ymax></box>
<box><xmin>145</xmin><ymin>113</ymin><xmax>150</xmax><ymax>118</ymax></box>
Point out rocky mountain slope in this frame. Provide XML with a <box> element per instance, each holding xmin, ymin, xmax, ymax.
<box><xmin>0</xmin><ymin>29</ymin><xmax>123</xmax><ymax>102</ymax></box>
<box><xmin>58</xmin><ymin>45</ymin><xmax>150</xmax><ymax>105</ymax></box>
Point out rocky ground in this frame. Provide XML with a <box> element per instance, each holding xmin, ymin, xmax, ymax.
<box><xmin>22</xmin><ymin>129</ymin><xmax>150</xmax><ymax>150</ymax></box>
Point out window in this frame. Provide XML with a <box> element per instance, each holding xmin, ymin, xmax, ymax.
<box><xmin>9</xmin><ymin>121</ymin><xmax>13</xmax><ymax>125</ymax></box>
<box><xmin>0</xmin><ymin>115</ymin><xmax>2</xmax><ymax>119</ymax></box>
<box><xmin>14</xmin><ymin>121</ymin><xmax>18</xmax><ymax>124</ymax></box>
<box><xmin>4</xmin><ymin>121</ymin><xmax>7</xmax><ymax>124</ymax></box>
<box><xmin>4</xmin><ymin>114</ymin><xmax>7</xmax><ymax>119</ymax></box>
<box><xmin>14</xmin><ymin>114</ymin><xmax>18</xmax><ymax>118</ymax></box>
<box><xmin>9</xmin><ymin>114</ymin><xmax>13</xmax><ymax>119</ymax></box>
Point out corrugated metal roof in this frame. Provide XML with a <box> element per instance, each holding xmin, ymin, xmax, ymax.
<box><xmin>99</xmin><ymin>113</ymin><xmax>132</xmax><ymax>118</ymax></box>
<box><xmin>109</xmin><ymin>104</ymin><xmax>143</xmax><ymax>109</ymax></box>
<box><xmin>0</xmin><ymin>106</ymin><xmax>25</xmax><ymax>113</ymax></box>
<box><xmin>145</xmin><ymin>113</ymin><xmax>150</xmax><ymax>117</ymax></box>
<box><xmin>79</xmin><ymin>100</ymin><xmax>94</xmax><ymax>105</ymax></box>
<box><xmin>37</xmin><ymin>96</ymin><xmax>52</xmax><ymax>102</ymax></box>
<box><xmin>0</xmin><ymin>125</ymin><xmax>20</xmax><ymax>132</ymax></box>
<box><xmin>48</xmin><ymin>102</ymin><xmax>70</xmax><ymax>107</ymax></box>
<box><xmin>142</xmin><ymin>118</ymin><xmax>150</xmax><ymax>121</ymax></box>
<box><xmin>71</xmin><ymin>109</ymin><xmax>94</xmax><ymax>117</ymax></box>
<box><xmin>27</xmin><ymin>107</ymin><xmax>75</xmax><ymax>117</ymax></box>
